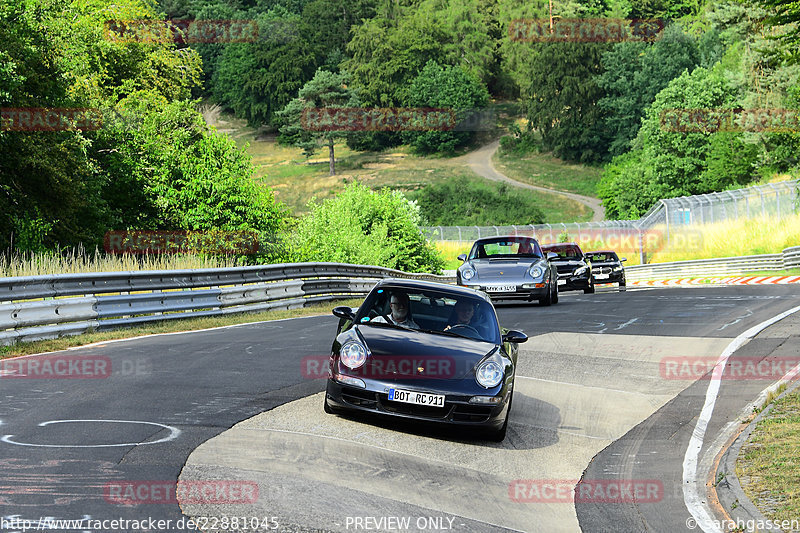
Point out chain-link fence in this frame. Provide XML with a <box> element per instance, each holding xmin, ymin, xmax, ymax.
<box><xmin>421</xmin><ymin>180</ymin><xmax>799</xmax><ymax>264</ymax></box>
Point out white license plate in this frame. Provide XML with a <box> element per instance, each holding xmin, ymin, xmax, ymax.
<box><xmin>388</xmin><ymin>389</ymin><xmax>445</xmax><ymax>407</ymax></box>
<box><xmin>485</xmin><ymin>285</ymin><xmax>516</xmax><ymax>293</ymax></box>
<box><xmin>557</xmin><ymin>279</ymin><xmax>567</xmax><ymax>285</ymax></box>
<box><xmin>594</xmin><ymin>274</ymin><xmax>609</xmax><ymax>279</ymax></box>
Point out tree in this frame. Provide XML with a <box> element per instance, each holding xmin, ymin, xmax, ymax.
<box><xmin>275</xmin><ymin>69</ymin><xmax>360</xmax><ymax>175</ymax></box>
<box><xmin>524</xmin><ymin>42</ymin><xmax>612</xmax><ymax>162</ymax></box>
<box><xmin>403</xmin><ymin>61</ymin><xmax>490</xmax><ymax>154</ymax></box>
<box><xmin>596</xmin><ymin>24</ymin><xmax>703</xmax><ymax>156</ymax></box>
<box><xmin>210</xmin><ymin>8</ymin><xmax>317</xmax><ymax>126</ymax></box>
<box><xmin>597</xmin><ymin>66</ymin><xmax>740</xmax><ymax>218</ymax></box>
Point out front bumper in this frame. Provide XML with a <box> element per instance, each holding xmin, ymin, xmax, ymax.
<box><xmin>325</xmin><ymin>377</ymin><xmax>511</xmax><ymax>430</ymax></box>
<box><xmin>556</xmin><ymin>273</ymin><xmax>592</xmax><ymax>291</ymax></box>
<box><xmin>459</xmin><ymin>281</ymin><xmax>550</xmax><ymax>300</ymax></box>
<box><xmin>592</xmin><ymin>270</ymin><xmax>625</xmax><ymax>284</ymax></box>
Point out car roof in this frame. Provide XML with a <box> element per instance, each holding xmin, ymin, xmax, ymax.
<box><xmin>587</xmin><ymin>250</ymin><xmax>617</xmax><ymax>255</ymax></box>
<box><xmin>541</xmin><ymin>242</ymin><xmax>582</xmax><ymax>249</ymax></box>
<box><xmin>473</xmin><ymin>235</ymin><xmax>540</xmax><ymax>244</ymax></box>
<box><xmin>373</xmin><ymin>278</ymin><xmax>492</xmax><ymax>303</ymax></box>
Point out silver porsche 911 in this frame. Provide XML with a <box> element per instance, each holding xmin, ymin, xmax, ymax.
<box><xmin>456</xmin><ymin>235</ymin><xmax>559</xmax><ymax>305</ymax></box>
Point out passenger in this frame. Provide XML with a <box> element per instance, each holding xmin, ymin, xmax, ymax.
<box><xmin>371</xmin><ymin>292</ymin><xmax>420</xmax><ymax>329</ymax></box>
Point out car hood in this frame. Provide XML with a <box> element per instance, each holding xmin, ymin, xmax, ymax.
<box><xmin>590</xmin><ymin>261</ymin><xmax>620</xmax><ymax>267</ymax></box>
<box><xmin>550</xmin><ymin>259</ymin><xmax>587</xmax><ymax>274</ymax></box>
<box><xmin>354</xmin><ymin>325</ymin><xmax>497</xmax><ymax>380</ymax></box>
<box><xmin>470</xmin><ymin>259</ymin><xmax>537</xmax><ymax>278</ymax></box>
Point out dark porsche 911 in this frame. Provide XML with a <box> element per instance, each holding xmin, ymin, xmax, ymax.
<box><xmin>456</xmin><ymin>235</ymin><xmax>559</xmax><ymax>305</ymax></box>
<box><xmin>324</xmin><ymin>279</ymin><xmax>527</xmax><ymax>441</ymax></box>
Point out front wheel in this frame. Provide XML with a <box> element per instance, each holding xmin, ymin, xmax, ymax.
<box><xmin>487</xmin><ymin>392</ymin><xmax>513</xmax><ymax>442</ymax></box>
<box><xmin>584</xmin><ymin>281</ymin><xmax>595</xmax><ymax>294</ymax></box>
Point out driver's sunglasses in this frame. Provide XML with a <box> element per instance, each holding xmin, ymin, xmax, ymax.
<box><xmin>390</xmin><ymin>301</ymin><xmax>407</xmax><ymax>308</ymax></box>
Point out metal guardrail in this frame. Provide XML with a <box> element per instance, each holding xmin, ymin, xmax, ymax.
<box><xmin>625</xmin><ymin>247</ymin><xmax>800</xmax><ymax>281</ymax></box>
<box><xmin>0</xmin><ymin>263</ymin><xmax>455</xmax><ymax>346</ymax></box>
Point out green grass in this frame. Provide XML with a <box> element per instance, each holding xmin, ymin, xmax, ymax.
<box><xmin>0</xmin><ymin>297</ymin><xmax>364</xmax><ymax>359</ymax></box>
<box><xmin>493</xmin><ymin>148</ymin><xmax>603</xmax><ymax>198</ymax></box>
<box><xmin>737</xmin><ymin>386</ymin><xmax>800</xmax><ymax>526</ymax></box>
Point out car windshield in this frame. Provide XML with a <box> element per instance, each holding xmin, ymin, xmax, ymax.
<box><xmin>468</xmin><ymin>237</ymin><xmax>542</xmax><ymax>260</ymax></box>
<box><xmin>355</xmin><ymin>287</ymin><xmax>501</xmax><ymax>344</ymax></box>
<box><xmin>543</xmin><ymin>245</ymin><xmax>583</xmax><ymax>260</ymax></box>
<box><xmin>587</xmin><ymin>252</ymin><xmax>617</xmax><ymax>262</ymax></box>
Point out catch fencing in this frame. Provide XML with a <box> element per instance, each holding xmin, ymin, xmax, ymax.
<box><xmin>421</xmin><ymin>180</ymin><xmax>799</xmax><ymax>263</ymax></box>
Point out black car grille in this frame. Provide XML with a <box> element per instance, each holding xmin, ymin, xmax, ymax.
<box><xmin>555</xmin><ymin>264</ymin><xmax>577</xmax><ymax>275</ymax></box>
<box><xmin>341</xmin><ymin>387</ymin><xmax>379</xmax><ymax>408</ymax></box>
<box><xmin>452</xmin><ymin>404</ymin><xmax>493</xmax><ymax>422</ymax></box>
<box><xmin>595</xmin><ymin>266</ymin><xmax>613</xmax><ymax>274</ymax></box>
<box><xmin>380</xmin><ymin>398</ymin><xmax>451</xmax><ymax>419</ymax></box>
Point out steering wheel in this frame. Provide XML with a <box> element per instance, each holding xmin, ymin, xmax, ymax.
<box><xmin>448</xmin><ymin>324</ymin><xmax>480</xmax><ymax>336</ymax></box>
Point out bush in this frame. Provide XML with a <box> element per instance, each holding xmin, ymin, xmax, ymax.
<box><xmin>408</xmin><ymin>176</ymin><xmax>545</xmax><ymax>226</ymax></box>
<box><xmin>293</xmin><ymin>183</ymin><xmax>444</xmax><ymax>273</ymax></box>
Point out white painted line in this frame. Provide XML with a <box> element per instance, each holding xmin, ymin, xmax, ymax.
<box><xmin>0</xmin><ymin>419</ymin><xmax>180</xmax><ymax>448</ymax></box>
<box><xmin>682</xmin><ymin>304</ymin><xmax>800</xmax><ymax>533</ymax></box>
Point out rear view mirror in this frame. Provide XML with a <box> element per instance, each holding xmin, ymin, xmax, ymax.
<box><xmin>502</xmin><ymin>330</ymin><xmax>528</xmax><ymax>344</ymax></box>
<box><xmin>621</xmin><ymin>257</ymin><xmax>627</xmax><ymax>262</ymax></box>
<box><xmin>332</xmin><ymin>306</ymin><xmax>355</xmax><ymax>321</ymax></box>
<box><xmin>457</xmin><ymin>254</ymin><xmax>467</xmax><ymax>262</ymax></box>
<box><xmin>546</xmin><ymin>252</ymin><xmax>558</xmax><ymax>261</ymax></box>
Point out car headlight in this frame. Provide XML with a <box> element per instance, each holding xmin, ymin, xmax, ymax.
<box><xmin>613</xmin><ymin>266</ymin><xmax>623</xmax><ymax>271</ymax></box>
<box><xmin>340</xmin><ymin>341</ymin><xmax>367</xmax><ymax>369</ymax></box>
<box><xmin>528</xmin><ymin>265</ymin><xmax>543</xmax><ymax>279</ymax></box>
<box><xmin>461</xmin><ymin>267</ymin><xmax>476</xmax><ymax>281</ymax></box>
<box><xmin>573</xmin><ymin>266</ymin><xmax>588</xmax><ymax>276</ymax></box>
<box><xmin>475</xmin><ymin>355</ymin><xmax>505</xmax><ymax>388</ymax></box>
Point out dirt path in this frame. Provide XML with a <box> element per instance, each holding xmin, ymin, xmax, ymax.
<box><xmin>461</xmin><ymin>140</ymin><xmax>605</xmax><ymax>222</ymax></box>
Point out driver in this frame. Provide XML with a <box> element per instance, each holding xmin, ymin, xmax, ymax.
<box><xmin>445</xmin><ymin>299</ymin><xmax>477</xmax><ymax>331</ymax></box>
<box><xmin>371</xmin><ymin>292</ymin><xmax>420</xmax><ymax>329</ymax></box>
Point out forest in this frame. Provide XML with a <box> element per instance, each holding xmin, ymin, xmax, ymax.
<box><xmin>0</xmin><ymin>0</ymin><xmax>797</xmax><ymax>270</ymax></box>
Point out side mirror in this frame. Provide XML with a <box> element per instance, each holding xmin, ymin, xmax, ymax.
<box><xmin>546</xmin><ymin>252</ymin><xmax>558</xmax><ymax>261</ymax></box>
<box><xmin>457</xmin><ymin>254</ymin><xmax>467</xmax><ymax>262</ymax></box>
<box><xmin>502</xmin><ymin>330</ymin><xmax>528</xmax><ymax>344</ymax></box>
<box><xmin>332</xmin><ymin>306</ymin><xmax>355</xmax><ymax>321</ymax></box>
<box><xmin>621</xmin><ymin>257</ymin><xmax>627</xmax><ymax>262</ymax></box>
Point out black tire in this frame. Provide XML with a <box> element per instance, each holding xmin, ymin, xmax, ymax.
<box><xmin>584</xmin><ymin>280</ymin><xmax>595</xmax><ymax>294</ymax></box>
<box><xmin>552</xmin><ymin>282</ymin><xmax>559</xmax><ymax>304</ymax></box>
<box><xmin>538</xmin><ymin>284</ymin><xmax>552</xmax><ymax>306</ymax></box>
<box><xmin>487</xmin><ymin>392</ymin><xmax>513</xmax><ymax>442</ymax></box>
<box><xmin>619</xmin><ymin>277</ymin><xmax>626</xmax><ymax>289</ymax></box>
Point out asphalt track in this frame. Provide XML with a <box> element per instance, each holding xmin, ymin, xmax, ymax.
<box><xmin>1</xmin><ymin>284</ymin><xmax>799</xmax><ymax>533</ymax></box>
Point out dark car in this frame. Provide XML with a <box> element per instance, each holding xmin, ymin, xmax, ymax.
<box><xmin>456</xmin><ymin>235</ymin><xmax>559</xmax><ymax>305</ymax></box>
<box><xmin>585</xmin><ymin>250</ymin><xmax>627</xmax><ymax>288</ymax></box>
<box><xmin>540</xmin><ymin>242</ymin><xmax>594</xmax><ymax>294</ymax></box>
<box><xmin>324</xmin><ymin>279</ymin><xmax>528</xmax><ymax>441</ymax></box>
